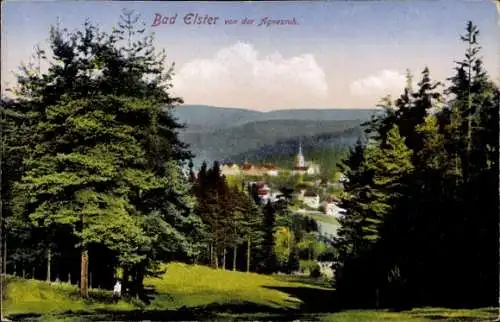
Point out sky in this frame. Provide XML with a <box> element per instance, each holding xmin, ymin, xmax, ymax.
<box><xmin>2</xmin><ymin>0</ymin><xmax>499</xmax><ymax>111</ymax></box>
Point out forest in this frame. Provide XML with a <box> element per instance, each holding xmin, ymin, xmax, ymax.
<box><xmin>333</xmin><ymin>21</ymin><xmax>498</xmax><ymax>309</ymax></box>
<box><xmin>1</xmin><ymin>8</ymin><xmax>498</xmax><ymax>315</ymax></box>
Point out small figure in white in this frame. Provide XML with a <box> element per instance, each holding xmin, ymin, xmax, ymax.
<box><xmin>112</xmin><ymin>280</ymin><xmax>122</xmax><ymax>303</ymax></box>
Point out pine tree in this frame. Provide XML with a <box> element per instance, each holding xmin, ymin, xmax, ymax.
<box><xmin>334</xmin><ymin>125</ymin><xmax>414</xmax><ymax>309</ymax></box>
<box><xmin>396</xmin><ymin>67</ymin><xmax>442</xmax><ymax>155</ymax></box>
<box><xmin>240</xmin><ymin>194</ymin><xmax>264</xmax><ymax>272</ymax></box>
<box><xmin>334</xmin><ymin>21</ymin><xmax>498</xmax><ymax>309</ymax></box>
<box><xmin>6</xmin><ymin>10</ymin><xmax>199</xmax><ymax>297</ymax></box>
<box><xmin>260</xmin><ymin>201</ymin><xmax>277</xmax><ymax>274</ymax></box>
<box><xmin>438</xmin><ymin>20</ymin><xmax>499</xmax><ymax>306</ymax></box>
<box><xmin>335</xmin><ymin>139</ymin><xmax>372</xmax><ymax>258</ymax></box>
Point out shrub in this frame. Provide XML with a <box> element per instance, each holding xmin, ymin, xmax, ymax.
<box><xmin>310</xmin><ymin>267</ymin><xmax>321</xmax><ymax>278</ymax></box>
<box><xmin>299</xmin><ymin>260</ymin><xmax>320</xmax><ymax>274</ymax></box>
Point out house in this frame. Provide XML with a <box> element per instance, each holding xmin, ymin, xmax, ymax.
<box><xmin>322</xmin><ymin>196</ymin><xmax>345</xmax><ymax>218</ymax></box>
<box><xmin>269</xmin><ymin>191</ymin><xmax>282</xmax><ymax>203</ymax></box>
<box><xmin>241</xmin><ymin>163</ymin><xmax>269</xmax><ymax>176</ymax></box>
<box><xmin>339</xmin><ymin>174</ymin><xmax>349</xmax><ymax>183</ymax></box>
<box><xmin>220</xmin><ymin>163</ymin><xmax>241</xmax><ymax>176</ymax></box>
<box><xmin>255</xmin><ymin>182</ymin><xmax>271</xmax><ymax>202</ymax></box>
<box><xmin>302</xmin><ymin>190</ymin><xmax>320</xmax><ymax>209</ymax></box>
<box><xmin>318</xmin><ymin>261</ymin><xmax>335</xmax><ymax>279</ymax></box>
<box><xmin>263</xmin><ymin>164</ymin><xmax>280</xmax><ymax>176</ymax></box>
<box><xmin>306</xmin><ymin>162</ymin><xmax>320</xmax><ymax>176</ymax></box>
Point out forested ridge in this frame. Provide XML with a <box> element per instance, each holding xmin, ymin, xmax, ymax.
<box><xmin>1</xmin><ymin>10</ymin><xmax>498</xmax><ymax>314</ymax></box>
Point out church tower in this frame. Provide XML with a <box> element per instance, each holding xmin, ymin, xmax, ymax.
<box><xmin>295</xmin><ymin>141</ymin><xmax>306</xmax><ymax>168</ymax></box>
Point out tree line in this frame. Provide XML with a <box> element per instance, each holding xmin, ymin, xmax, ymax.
<box><xmin>190</xmin><ymin>160</ymin><xmax>335</xmax><ymax>274</ymax></box>
<box><xmin>333</xmin><ymin>21</ymin><xmax>499</xmax><ymax>310</ymax></box>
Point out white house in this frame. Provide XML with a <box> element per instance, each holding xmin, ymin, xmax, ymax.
<box><xmin>302</xmin><ymin>190</ymin><xmax>320</xmax><ymax>209</ymax></box>
<box><xmin>266</xmin><ymin>169</ymin><xmax>279</xmax><ymax>176</ymax></box>
<box><xmin>323</xmin><ymin>198</ymin><xmax>345</xmax><ymax>218</ymax></box>
<box><xmin>318</xmin><ymin>261</ymin><xmax>335</xmax><ymax>279</ymax></box>
<box><xmin>269</xmin><ymin>191</ymin><xmax>282</xmax><ymax>203</ymax></box>
<box><xmin>306</xmin><ymin>162</ymin><xmax>321</xmax><ymax>176</ymax></box>
<box><xmin>339</xmin><ymin>174</ymin><xmax>349</xmax><ymax>183</ymax></box>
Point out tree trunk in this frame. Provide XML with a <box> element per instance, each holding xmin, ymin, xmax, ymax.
<box><xmin>46</xmin><ymin>248</ymin><xmax>51</xmax><ymax>282</ymax></box>
<box><xmin>80</xmin><ymin>249</ymin><xmax>89</xmax><ymax>298</ymax></box>
<box><xmin>137</xmin><ymin>264</ymin><xmax>145</xmax><ymax>300</ymax></box>
<box><xmin>223</xmin><ymin>248</ymin><xmax>226</xmax><ymax>270</ymax></box>
<box><xmin>129</xmin><ymin>266</ymin><xmax>138</xmax><ymax>297</ymax></box>
<box><xmin>232</xmin><ymin>246</ymin><xmax>237</xmax><ymax>271</ymax></box>
<box><xmin>209</xmin><ymin>243</ymin><xmax>213</xmax><ymax>267</ymax></box>
<box><xmin>123</xmin><ymin>267</ymin><xmax>130</xmax><ymax>294</ymax></box>
<box><xmin>3</xmin><ymin>237</ymin><xmax>6</xmax><ymax>275</ymax></box>
<box><xmin>246</xmin><ymin>239</ymin><xmax>251</xmax><ymax>273</ymax></box>
<box><xmin>32</xmin><ymin>268</ymin><xmax>35</xmax><ymax>279</ymax></box>
<box><xmin>68</xmin><ymin>272</ymin><xmax>71</xmax><ymax>284</ymax></box>
<box><xmin>0</xmin><ymin>234</ymin><xmax>3</xmax><ymax>275</ymax></box>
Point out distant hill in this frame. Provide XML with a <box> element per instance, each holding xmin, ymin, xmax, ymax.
<box><xmin>227</xmin><ymin>126</ymin><xmax>364</xmax><ymax>177</ymax></box>
<box><xmin>228</xmin><ymin>126</ymin><xmax>363</xmax><ymax>164</ymax></box>
<box><xmin>171</xmin><ymin>105</ymin><xmax>377</xmax><ymax>166</ymax></box>
<box><xmin>179</xmin><ymin>119</ymin><xmax>364</xmax><ymax>166</ymax></box>
<box><xmin>172</xmin><ymin>104</ymin><xmax>378</xmax><ymax>132</ymax></box>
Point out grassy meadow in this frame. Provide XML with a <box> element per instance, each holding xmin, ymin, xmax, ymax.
<box><xmin>2</xmin><ymin>262</ymin><xmax>496</xmax><ymax>321</ymax></box>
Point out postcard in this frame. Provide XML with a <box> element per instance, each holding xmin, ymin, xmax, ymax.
<box><xmin>1</xmin><ymin>1</ymin><xmax>499</xmax><ymax>321</ymax></box>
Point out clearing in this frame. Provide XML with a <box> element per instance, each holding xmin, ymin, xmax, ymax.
<box><xmin>2</xmin><ymin>262</ymin><xmax>496</xmax><ymax>321</ymax></box>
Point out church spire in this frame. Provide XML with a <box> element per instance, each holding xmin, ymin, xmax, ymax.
<box><xmin>295</xmin><ymin>139</ymin><xmax>306</xmax><ymax>168</ymax></box>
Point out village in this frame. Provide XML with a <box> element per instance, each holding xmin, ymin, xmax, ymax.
<box><xmin>219</xmin><ymin>143</ymin><xmax>347</xmax><ymax>220</ymax></box>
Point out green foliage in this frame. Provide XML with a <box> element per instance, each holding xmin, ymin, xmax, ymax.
<box><xmin>2</xmin><ymin>9</ymin><xmax>200</xmax><ymax>297</ymax></box>
<box><xmin>299</xmin><ymin>260</ymin><xmax>320</xmax><ymax>274</ymax></box>
<box><xmin>333</xmin><ymin>21</ymin><xmax>499</xmax><ymax>310</ymax></box>
<box><xmin>273</xmin><ymin>227</ymin><xmax>294</xmax><ymax>268</ymax></box>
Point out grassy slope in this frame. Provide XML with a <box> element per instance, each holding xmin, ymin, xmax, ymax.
<box><xmin>144</xmin><ymin>262</ymin><xmax>313</xmax><ymax>310</ymax></box>
<box><xmin>3</xmin><ymin>263</ymin><xmax>496</xmax><ymax>321</ymax></box>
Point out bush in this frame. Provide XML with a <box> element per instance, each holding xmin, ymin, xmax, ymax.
<box><xmin>299</xmin><ymin>260</ymin><xmax>320</xmax><ymax>274</ymax></box>
<box><xmin>310</xmin><ymin>267</ymin><xmax>321</xmax><ymax>278</ymax></box>
<box><xmin>286</xmin><ymin>251</ymin><xmax>300</xmax><ymax>273</ymax></box>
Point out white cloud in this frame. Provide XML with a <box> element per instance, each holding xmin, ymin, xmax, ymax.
<box><xmin>349</xmin><ymin>70</ymin><xmax>406</xmax><ymax>97</ymax></box>
<box><xmin>172</xmin><ymin>42</ymin><xmax>328</xmax><ymax>110</ymax></box>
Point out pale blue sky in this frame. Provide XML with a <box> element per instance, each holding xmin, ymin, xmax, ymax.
<box><xmin>2</xmin><ymin>0</ymin><xmax>498</xmax><ymax>110</ymax></box>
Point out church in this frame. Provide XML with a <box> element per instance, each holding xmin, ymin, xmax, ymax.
<box><xmin>291</xmin><ymin>142</ymin><xmax>320</xmax><ymax>176</ymax></box>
